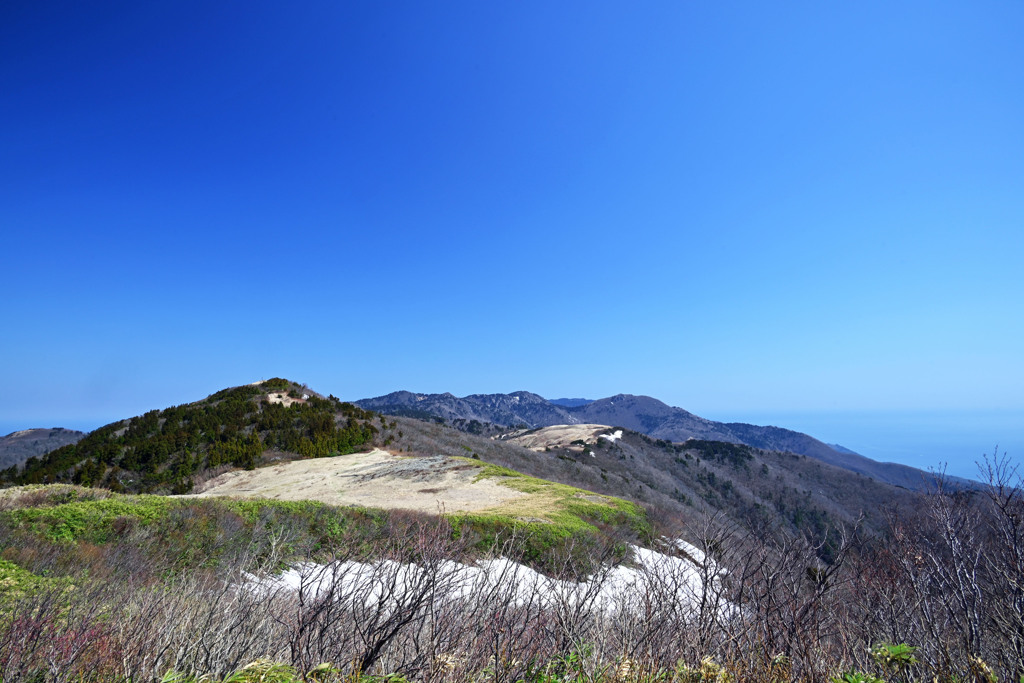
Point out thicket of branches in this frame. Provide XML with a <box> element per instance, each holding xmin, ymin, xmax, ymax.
<box><xmin>0</xmin><ymin>457</ymin><xmax>1022</xmax><ymax>682</ymax></box>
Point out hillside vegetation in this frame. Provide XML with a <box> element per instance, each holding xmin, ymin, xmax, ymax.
<box><xmin>1</xmin><ymin>459</ymin><xmax>1022</xmax><ymax>682</ymax></box>
<box><xmin>377</xmin><ymin>416</ymin><xmax>919</xmax><ymax>557</ymax></box>
<box><xmin>358</xmin><ymin>390</ymin><xmax>950</xmax><ymax>490</ymax></box>
<box><xmin>0</xmin><ymin>379</ymin><xmax>379</xmax><ymax>494</ymax></box>
<box><xmin>0</xmin><ymin>380</ymin><xmax>653</xmax><ymax>573</ymax></box>
<box><xmin>1</xmin><ymin>382</ymin><xmax>1022</xmax><ymax>681</ymax></box>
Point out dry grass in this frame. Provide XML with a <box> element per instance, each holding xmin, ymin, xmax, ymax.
<box><xmin>185</xmin><ymin>450</ymin><xmax>527</xmax><ymax>514</ymax></box>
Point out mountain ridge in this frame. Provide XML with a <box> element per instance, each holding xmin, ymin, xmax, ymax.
<box><xmin>0</xmin><ymin>379</ymin><xmax>929</xmax><ymax>558</ymax></box>
<box><xmin>357</xmin><ymin>390</ymin><xmax>950</xmax><ymax>490</ymax></box>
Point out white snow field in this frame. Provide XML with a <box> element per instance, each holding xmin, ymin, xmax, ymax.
<box><xmin>244</xmin><ymin>539</ymin><xmax>732</xmax><ymax>617</ymax></box>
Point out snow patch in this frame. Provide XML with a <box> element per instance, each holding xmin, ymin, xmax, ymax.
<box><xmin>665</xmin><ymin>537</ymin><xmax>709</xmax><ymax>566</ymax></box>
<box><xmin>244</xmin><ymin>542</ymin><xmax>730</xmax><ymax>616</ymax></box>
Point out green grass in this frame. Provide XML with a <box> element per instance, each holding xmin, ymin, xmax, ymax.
<box><xmin>449</xmin><ymin>457</ymin><xmax>652</xmax><ymax>573</ymax></box>
<box><xmin>5</xmin><ymin>494</ymin><xmax>180</xmax><ymax>543</ymax></box>
<box><xmin>0</xmin><ymin>455</ymin><xmax>652</xmax><ymax>581</ymax></box>
<box><xmin>0</xmin><ymin>558</ymin><xmax>60</xmax><ymax>598</ymax></box>
<box><xmin>456</xmin><ymin>456</ymin><xmax>650</xmax><ymax>535</ymax></box>
<box><xmin>0</xmin><ymin>485</ymin><xmax>400</xmax><ymax>580</ymax></box>
<box><xmin>1</xmin><ymin>485</ymin><xmax>388</xmax><ymax>546</ymax></box>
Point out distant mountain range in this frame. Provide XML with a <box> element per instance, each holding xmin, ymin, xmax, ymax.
<box><xmin>357</xmin><ymin>391</ymin><xmax>947</xmax><ymax>490</ymax></box>
<box><xmin>0</xmin><ymin>380</ymin><xmax>945</xmax><ymax>551</ymax></box>
<box><xmin>0</xmin><ymin>386</ymin><xmax>958</xmax><ymax>494</ymax></box>
<box><xmin>0</xmin><ymin>428</ymin><xmax>85</xmax><ymax>470</ymax></box>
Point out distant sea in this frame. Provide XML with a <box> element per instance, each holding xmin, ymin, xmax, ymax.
<box><xmin>708</xmin><ymin>409</ymin><xmax>1023</xmax><ymax>482</ymax></box>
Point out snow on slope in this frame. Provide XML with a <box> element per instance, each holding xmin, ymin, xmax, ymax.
<box><xmin>245</xmin><ymin>540</ymin><xmax>730</xmax><ymax>616</ymax></box>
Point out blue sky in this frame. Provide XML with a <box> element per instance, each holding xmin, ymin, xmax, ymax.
<box><xmin>2</xmin><ymin>2</ymin><xmax>1022</xmax><ymax>477</ymax></box>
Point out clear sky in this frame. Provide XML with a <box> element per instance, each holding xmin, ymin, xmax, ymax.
<box><xmin>2</xmin><ymin>2</ymin><xmax>1022</xmax><ymax>478</ymax></box>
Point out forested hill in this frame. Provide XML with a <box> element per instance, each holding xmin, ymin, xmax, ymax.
<box><xmin>0</xmin><ymin>379</ymin><xmax>379</xmax><ymax>495</ymax></box>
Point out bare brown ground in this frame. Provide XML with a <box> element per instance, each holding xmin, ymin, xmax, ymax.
<box><xmin>502</xmin><ymin>424</ymin><xmax>617</xmax><ymax>452</ymax></box>
<box><xmin>183</xmin><ymin>449</ymin><xmax>526</xmax><ymax>513</ymax></box>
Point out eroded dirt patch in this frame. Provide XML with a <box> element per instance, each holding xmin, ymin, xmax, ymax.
<box><xmin>264</xmin><ymin>392</ymin><xmax>307</xmax><ymax>408</ymax></box>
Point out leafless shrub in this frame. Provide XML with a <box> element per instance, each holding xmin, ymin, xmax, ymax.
<box><xmin>0</xmin><ymin>580</ymin><xmax>124</xmax><ymax>683</ymax></box>
<box><xmin>262</xmin><ymin>514</ymin><xmax>471</xmax><ymax>679</ymax></box>
<box><xmin>4</xmin><ymin>453</ymin><xmax>1023</xmax><ymax>682</ymax></box>
<box><xmin>832</xmin><ymin>453</ymin><xmax>1024</xmax><ymax>681</ymax></box>
<box><xmin>976</xmin><ymin>453</ymin><xmax>1024</xmax><ymax>674</ymax></box>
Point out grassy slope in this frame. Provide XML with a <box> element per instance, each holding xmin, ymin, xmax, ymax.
<box><xmin>0</xmin><ymin>379</ymin><xmax>654</xmax><ymax>591</ymax></box>
<box><xmin>0</xmin><ymin>485</ymin><xmax>391</xmax><ymax>575</ymax></box>
<box><xmin>464</xmin><ymin>459</ymin><xmax>648</xmax><ymax>536</ymax></box>
<box><xmin>382</xmin><ymin>415</ymin><xmax>920</xmax><ymax>538</ymax></box>
<box><xmin>0</xmin><ymin>449</ymin><xmax>650</xmax><ymax>590</ymax></box>
<box><xmin>446</xmin><ymin>458</ymin><xmax>651</xmax><ymax>568</ymax></box>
